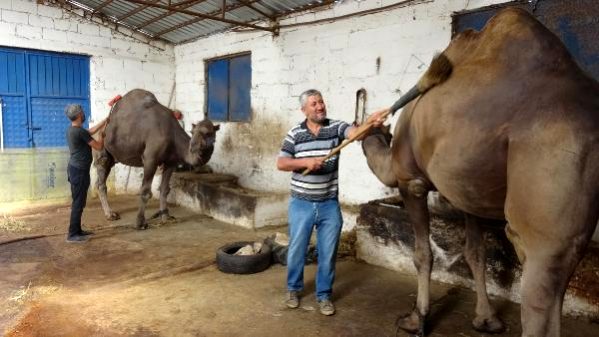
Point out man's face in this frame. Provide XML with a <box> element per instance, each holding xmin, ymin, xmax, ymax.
<box><xmin>79</xmin><ymin>111</ymin><xmax>86</xmax><ymax>123</ymax></box>
<box><xmin>302</xmin><ymin>95</ymin><xmax>327</xmax><ymax>125</ymax></box>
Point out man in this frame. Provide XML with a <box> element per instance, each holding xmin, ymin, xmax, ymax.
<box><xmin>277</xmin><ymin>89</ymin><xmax>387</xmax><ymax>315</ymax></box>
<box><xmin>65</xmin><ymin>104</ymin><xmax>107</xmax><ymax>243</ymax></box>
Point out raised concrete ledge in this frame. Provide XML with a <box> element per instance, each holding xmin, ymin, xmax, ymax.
<box><xmin>356</xmin><ymin>195</ymin><xmax>599</xmax><ymax>319</ymax></box>
<box><xmin>167</xmin><ymin>172</ymin><xmax>288</xmax><ymax>229</ymax></box>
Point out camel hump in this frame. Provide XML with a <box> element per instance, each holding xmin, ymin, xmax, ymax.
<box><xmin>122</xmin><ymin>89</ymin><xmax>160</xmax><ymax>109</ymax></box>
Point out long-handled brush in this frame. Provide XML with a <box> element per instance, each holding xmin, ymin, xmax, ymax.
<box><xmin>302</xmin><ymin>53</ymin><xmax>452</xmax><ymax>175</ymax></box>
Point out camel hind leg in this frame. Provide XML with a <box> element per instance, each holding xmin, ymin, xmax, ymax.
<box><xmin>463</xmin><ymin>214</ymin><xmax>505</xmax><ymax>333</ymax></box>
<box><xmin>94</xmin><ymin>149</ymin><xmax>120</xmax><ymax>220</ymax></box>
<box><xmin>505</xmin><ymin>140</ymin><xmax>599</xmax><ymax>337</ymax></box>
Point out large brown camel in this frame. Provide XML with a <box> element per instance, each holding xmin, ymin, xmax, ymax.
<box><xmin>95</xmin><ymin>89</ymin><xmax>220</xmax><ymax>229</ymax></box>
<box><xmin>361</xmin><ymin>8</ymin><xmax>599</xmax><ymax>337</ymax></box>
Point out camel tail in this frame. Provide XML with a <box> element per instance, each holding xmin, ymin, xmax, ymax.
<box><xmin>390</xmin><ymin>53</ymin><xmax>453</xmax><ymax>115</ymax></box>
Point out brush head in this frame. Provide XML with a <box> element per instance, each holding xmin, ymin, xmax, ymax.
<box><xmin>417</xmin><ymin>53</ymin><xmax>453</xmax><ymax>92</ymax></box>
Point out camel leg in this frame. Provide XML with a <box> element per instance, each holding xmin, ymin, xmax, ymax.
<box><xmin>150</xmin><ymin>166</ymin><xmax>176</xmax><ymax>223</ymax></box>
<box><xmin>136</xmin><ymin>162</ymin><xmax>157</xmax><ymax>230</ymax></box>
<box><xmin>396</xmin><ymin>181</ymin><xmax>432</xmax><ymax>336</ymax></box>
<box><xmin>503</xmin><ymin>141</ymin><xmax>599</xmax><ymax>337</ymax></box>
<box><xmin>511</xmin><ymin>231</ymin><xmax>589</xmax><ymax>337</ymax></box>
<box><xmin>94</xmin><ymin>150</ymin><xmax>120</xmax><ymax>220</ymax></box>
<box><xmin>463</xmin><ymin>214</ymin><xmax>504</xmax><ymax>333</ymax></box>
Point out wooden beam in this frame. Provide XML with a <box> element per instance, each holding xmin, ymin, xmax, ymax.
<box><xmin>116</xmin><ymin>0</ymin><xmax>162</xmax><ymax>22</ymax></box>
<box><xmin>152</xmin><ymin>0</ymin><xmax>263</xmax><ymax>39</ymax></box>
<box><xmin>134</xmin><ymin>0</ymin><xmax>207</xmax><ymax>30</ymax></box>
<box><xmin>123</xmin><ymin>0</ymin><xmax>275</xmax><ymax>32</ymax></box>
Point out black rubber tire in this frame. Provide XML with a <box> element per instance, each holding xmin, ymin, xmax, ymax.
<box><xmin>216</xmin><ymin>241</ymin><xmax>272</xmax><ymax>274</ymax></box>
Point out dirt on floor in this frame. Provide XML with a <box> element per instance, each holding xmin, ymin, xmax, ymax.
<box><xmin>0</xmin><ymin>195</ymin><xmax>598</xmax><ymax>337</ymax></box>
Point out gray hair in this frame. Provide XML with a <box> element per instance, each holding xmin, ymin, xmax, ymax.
<box><xmin>299</xmin><ymin>89</ymin><xmax>322</xmax><ymax>108</ymax></box>
<box><xmin>65</xmin><ymin>104</ymin><xmax>83</xmax><ymax>121</ymax></box>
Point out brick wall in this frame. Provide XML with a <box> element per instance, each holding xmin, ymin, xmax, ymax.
<box><xmin>174</xmin><ymin>0</ymin><xmax>510</xmax><ymax>204</ymax></box>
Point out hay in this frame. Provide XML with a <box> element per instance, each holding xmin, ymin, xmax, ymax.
<box><xmin>0</xmin><ymin>214</ymin><xmax>30</xmax><ymax>232</ymax></box>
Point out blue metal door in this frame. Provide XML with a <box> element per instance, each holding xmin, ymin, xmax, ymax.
<box><xmin>0</xmin><ymin>47</ymin><xmax>90</xmax><ymax>148</ymax></box>
<box><xmin>0</xmin><ymin>50</ymin><xmax>28</xmax><ymax>148</ymax></box>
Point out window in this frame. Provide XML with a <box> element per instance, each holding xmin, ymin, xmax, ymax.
<box><xmin>206</xmin><ymin>53</ymin><xmax>251</xmax><ymax>122</ymax></box>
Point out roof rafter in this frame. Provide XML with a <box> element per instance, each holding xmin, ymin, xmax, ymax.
<box><xmin>134</xmin><ymin>0</ymin><xmax>207</xmax><ymax>30</ymax></box>
<box><xmin>122</xmin><ymin>0</ymin><xmax>275</xmax><ymax>32</ymax></box>
<box><xmin>152</xmin><ymin>0</ymin><xmax>265</xmax><ymax>39</ymax></box>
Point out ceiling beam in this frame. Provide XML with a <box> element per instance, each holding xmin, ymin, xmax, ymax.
<box><xmin>152</xmin><ymin>0</ymin><xmax>264</xmax><ymax>39</ymax></box>
<box><xmin>116</xmin><ymin>0</ymin><xmax>162</xmax><ymax>22</ymax></box>
<box><xmin>134</xmin><ymin>0</ymin><xmax>207</xmax><ymax>30</ymax></box>
<box><xmin>237</xmin><ymin>0</ymin><xmax>276</xmax><ymax>21</ymax></box>
<box><xmin>123</xmin><ymin>0</ymin><xmax>275</xmax><ymax>32</ymax></box>
<box><xmin>91</xmin><ymin>0</ymin><xmax>115</xmax><ymax>14</ymax></box>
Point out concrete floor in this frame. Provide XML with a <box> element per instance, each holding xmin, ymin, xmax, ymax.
<box><xmin>0</xmin><ymin>195</ymin><xmax>597</xmax><ymax>337</ymax></box>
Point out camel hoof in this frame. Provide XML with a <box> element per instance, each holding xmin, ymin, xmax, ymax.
<box><xmin>472</xmin><ymin>315</ymin><xmax>505</xmax><ymax>333</ymax></box>
<box><xmin>395</xmin><ymin>310</ymin><xmax>425</xmax><ymax>336</ymax></box>
<box><xmin>136</xmin><ymin>223</ymin><xmax>149</xmax><ymax>230</ymax></box>
<box><xmin>106</xmin><ymin>212</ymin><xmax>120</xmax><ymax>221</ymax></box>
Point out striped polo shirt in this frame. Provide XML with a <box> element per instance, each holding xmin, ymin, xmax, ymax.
<box><xmin>279</xmin><ymin>118</ymin><xmax>351</xmax><ymax>201</ymax></box>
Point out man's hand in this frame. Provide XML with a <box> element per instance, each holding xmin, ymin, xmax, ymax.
<box><xmin>304</xmin><ymin>157</ymin><xmax>325</xmax><ymax>171</ymax></box>
<box><xmin>366</xmin><ymin>108</ymin><xmax>389</xmax><ymax>128</ymax></box>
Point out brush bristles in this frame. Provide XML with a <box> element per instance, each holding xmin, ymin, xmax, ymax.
<box><xmin>417</xmin><ymin>53</ymin><xmax>453</xmax><ymax>92</ymax></box>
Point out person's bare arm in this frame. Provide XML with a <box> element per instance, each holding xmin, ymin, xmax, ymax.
<box><xmin>88</xmin><ymin>136</ymin><xmax>104</xmax><ymax>151</ymax></box>
<box><xmin>277</xmin><ymin>156</ymin><xmax>325</xmax><ymax>172</ymax></box>
<box><xmin>88</xmin><ymin>118</ymin><xmax>108</xmax><ymax>135</ymax></box>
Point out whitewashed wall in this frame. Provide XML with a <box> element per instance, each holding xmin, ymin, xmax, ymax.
<box><xmin>0</xmin><ymin>0</ymin><xmax>175</xmax><ymax>193</ymax></box>
<box><xmin>174</xmin><ymin>0</ymin><xmax>511</xmax><ymax>205</ymax></box>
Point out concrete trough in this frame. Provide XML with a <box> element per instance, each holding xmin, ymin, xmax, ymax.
<box><xmin>167</xmin><ymin>172</ymin><xmax>288</xmax><ymax>229</ymax></box>
<box><xmin>356</xmin><ymin>193</ymin><xmax>599</xmax><ymax>319</ymax></box>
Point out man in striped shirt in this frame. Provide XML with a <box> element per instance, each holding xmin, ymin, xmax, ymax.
<box><xmin>277</xmin><ymin>89</ymin><xmax>386</xmax><ymax>316</ymax></box>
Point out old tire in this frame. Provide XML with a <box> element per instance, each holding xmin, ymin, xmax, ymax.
<box><xmin>216</xmin><ymin>241</ymin><xmax>272</xmax><ymax>274</ymax></box>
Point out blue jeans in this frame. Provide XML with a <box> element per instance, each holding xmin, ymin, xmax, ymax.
<box><xmin>287</xmin><ymin>197</ymin><xmax>343</xmax><ymax>301</ymax></box>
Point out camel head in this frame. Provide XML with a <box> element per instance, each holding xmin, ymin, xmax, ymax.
<box><xmin>361</xmin><ymin>124</ymin><xmax>397</xmax><ymax>187</ymax></box>
<box><xmin>188</xmin><ymin>119</ymin><xmax>220</xmax><ymax>166</ymax></box>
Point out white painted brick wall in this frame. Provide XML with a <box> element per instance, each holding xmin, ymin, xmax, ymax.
<box><xmin>174</xmin><ymin>0</ymin><xmax>511</xmax><ymax>204</ymax></box>
<box><xmin>1</xmin><ymin>0</ymin><xmax>175</xmax><ymax>194</ymax></box>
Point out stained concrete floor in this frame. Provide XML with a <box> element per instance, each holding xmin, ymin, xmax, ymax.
<box><xmin>0</xmin><ymin>195</ymin><xmax>597</xmax><ymax>337</ymax></box>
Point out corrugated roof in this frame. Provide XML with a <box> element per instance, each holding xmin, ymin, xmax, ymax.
<box><xmin>53</xmin><ymin>0</ymin><xmax>335</xmax><ymax>45</ymax></box>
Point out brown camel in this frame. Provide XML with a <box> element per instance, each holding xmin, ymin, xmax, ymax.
<box><xmin>361</xmin><ymin>8</ymin><xmax>599</xmax><ymax>337</ymax></box>
<box><xmin>95</xmin><ymin>89</ymin><xmax>220</xmax><ymax>229</ymax></box>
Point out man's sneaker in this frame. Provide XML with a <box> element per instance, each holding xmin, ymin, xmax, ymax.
<box><xmin>318</xmin><ymin>299</ymin><xmax>335</xmax><ymax>316</ymax></box>
<box><xmin>285</xmin><ymin>291</ymin><xmax>300</xmax><ymax>309</ymax></box>
<box><xmin>79</xmin><ymin>229</ymin><xmax>94</xmax><ymax>236</ymax></box>
<box><xmin>66</xmin><ymin>234</ymin><xmax>89</xmax><ymax>243</ymax></box>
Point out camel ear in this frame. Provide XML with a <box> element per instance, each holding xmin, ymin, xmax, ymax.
<box><xmin>214</xmin><ymin>124</ymin><xmax>220</xmax><ymax>131</ymax></box>
<box><xmin>383</xmin><ymin>124</ymin><xmax>391</xmax><ymax>134</ymax></box>
<box><xmin>192</xmin><ymin>123</ymin><xmax>196</xmax><ymax>128</ymax></box>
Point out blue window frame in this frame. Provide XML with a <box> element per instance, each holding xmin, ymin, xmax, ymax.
<box><xmin>0</xmin><ymin>47</ymin><xmax>90</xmax><ymax>148</ymax></box>
<box><xmin>206</xmin><ymin>53</ymin><xmax>251</xmax><ymax>122</ymax></box>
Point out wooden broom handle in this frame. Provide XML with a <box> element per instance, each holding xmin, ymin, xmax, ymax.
<box><xmin>302</xmin><ymin>110</ymin><xmax>390</xmax><ymax>175</ymax></box>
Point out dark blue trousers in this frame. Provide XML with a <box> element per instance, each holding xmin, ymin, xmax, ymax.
<box><xmin>67</xmin><ymin>164</ymin><xmax>90</xmax><ymax>237</ymax></box>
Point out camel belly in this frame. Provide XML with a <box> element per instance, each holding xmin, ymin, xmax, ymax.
<box><xmin>422</xmin><ymin>140</ymin><xmax>508</xmax><ymax>220</ymax></box>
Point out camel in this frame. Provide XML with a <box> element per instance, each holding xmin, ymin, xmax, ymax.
<box><xmin>95</xmin><ymin>89</ymin><xmax>219</xmax><ymax>229</ymax></box>
<box><xmin>361</xmin><ymin>8</ymin><xmax>599</xmax><ymax>337</ymax></box>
